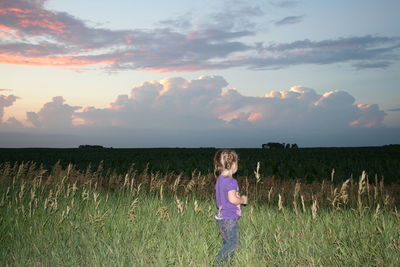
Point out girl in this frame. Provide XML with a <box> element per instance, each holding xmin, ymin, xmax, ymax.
<box><xmin>213</xmin><ymin>149</ymin><xmax>248</xmax><ymax>266</ymax></box>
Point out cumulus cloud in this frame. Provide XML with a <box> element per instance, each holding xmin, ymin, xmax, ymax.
<box><xmin>0</xmin><ymin>76</ymin><xmax>396</xmax><ymax>147</ymax></box>
<box><xmin>71</xmin><ymin>76</ymin><xmax>386</xmax><ymax>134</ymax></box>
<box><xmin>350</xmin><ymin>104</ymin><xmax>386</xmax><ymax>128</ymax></box>
<box><xmin>26</xmin><ymin>96</ymin><xmax>81</xmax><ymax>128</ymax></box>
<box><xmin>0</xmin><ymin>76</ymin><xmax>388</xmax><ymax>134</ymax></box>
<box><xmin>0</xmin><ymin>93</ymin><xmax>19</xmax><ymax>122</ymax></box>
<box><xmin>1</xmin><ymin>0</ymin><xmax>399</xmax><ymax>71</ymax></box>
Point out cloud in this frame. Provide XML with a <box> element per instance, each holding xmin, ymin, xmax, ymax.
<box><xmin>388</xmin><ymin>108</ymin><xmax>400</xmax><ymax>112</ymax></box>
<box><xmin>270</xmin><ymin>1</ymin><xmax>299</xmax><ymax>8</ymax></box>
<box><xmin>275</xmin><ymin>15</ymin><xmax>304</xmax><ymax>26</ymax></box>
<box><xmin>1</xmin><ymin>0</ymin><xmax>399</xmax><ymax>71</ymax></box>
<box><xmin>0</xmin><ymin>93</ymin><xmax>19</xmax><ymax>122</ymax></box>
<box><xmin>350</xmin><ymin>104</ymin><xmax>386</xmax><ymax>128</ymax></box>
<box><xmin>0</xmin><ymin>75</ymin><xmax>396</xmax><ymax>147</ymax></box>
<box><xmin>26</xmin><ymin>96</ymin><xmax>81</xmax><ymax>129</ymax></box>
<box><xmin>70</xmin><ymin>76</ymin><xmax>386</xmax><ymax>134</ymax></box>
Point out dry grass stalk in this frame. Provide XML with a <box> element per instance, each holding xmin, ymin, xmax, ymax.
<box><xmin>330</xmin><ymin>188</ymin><xmax>339</xmax><ymax>208</ymax></box>
<box><xmin>384</xmin><ymin>194</ymin><xmax>390</xmax><ymax>206</ymax></box>
<box><xmin>128</xmin><ymin>198</ymin><xmax>139</xmax><ymax>223</ymax></box>
<box><xmin>339</xmin><ymin>179</ymin><xmax>350</xmax><ymax>206</ymax></box>
<box><xmin>89</xmin><ymin>210</ymin><xmax>110</xmax><ymax>226</ymax></box>
<box><xmin>268</xmin><ymin>187</ymin><xmax>273</xmax><ymax>203</ymax></box>
<box><xmin>175</xmin><ymin>196</ymin><xmax>184</xmax><ymax>215</ymax></box>
<box><xmin>93</xmin><ymin>192</ymin><xmax>101</xmax><ymax>210</ymax></box>
<box><xmin>59</xmin><ymin>205</ymin><xmax>71</xmax><ymax>223</ymax></box>
<box><xmin>301</xmin><ymin>195</ymin><xmax>306</xmax><ymax>213</ymax></box>
<box><xmin>0</xmin><ymin>186</ymin><xmax>10</xmax><ymax>207</ymax></box>
<box><xmin>135</xmin><ymin>183</ymin><xmax>142</xmax><ymax>196</ymax></box>
<box><xmin>293</xmin><ymin>181</ymin><xmax>301</xmax><ymax>215</ymax></box>
<box><xmin>358</xmin><ymin>171</ymin><xmax>367</xmax><ymax>210</ymax></box>
<box><xmin>159</xmin><ymin>184</ymin><xmax>164</xmax><ymax>201</ymax></box>
<box><xmin>311</xmin><ymin>195</ymin><xmax>318</xmax><ymax>220</ymax></box>
<box><xmin>373</xmin><ymin>204</ymin><xmax>381</xmax><ymax>219</ymax></box>
<box><xmin>194</xmin><ymin>200</ymin><xmax>202</xmax><ymax>213</ymax></box>
<box><xmin>172</xmin><ymin>174</ymin><xmax>181</xmax><ymax>193</ymax></box>
<box><xmin>278</xmin><ymin>194</ymin><xmax>284</xmax><ymax>212</ymax></box>
<box><xmin>254</xmin><ymin>162</ymin><xmax>261</xmax><ymax>184</ymax></box>
<box><xmin>185</xmin><ymin>178</ymin><xmax>196</xmax><ymax>194</ymax></box>
<box><xmin>123</xmin><ymin>174</ymin><xmax>130</xmax><ymax>188</ymax></box>
<box><xmin>81</xmin><ymin>188</ymin><xmax>89</xmax><ymax>201</ymax></box>
<box><xmin>156</xmin><ymin>206</ymin><xmax>170</xmax><ymax>221</ymax></box>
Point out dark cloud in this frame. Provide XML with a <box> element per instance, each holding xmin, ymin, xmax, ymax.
<box><xmin>1</xmin><ymin>0</ymin><xmax>399</xmax><ymax>71</ymax></box>
<box><xmin>352</xmin><ymin>61</ymin><xmax>392</xmax><ymax>69</ymax></box>
<box><xmin>275</xmin><ymin>15</ymin><xmax>304</xmax><ymax>26</ymax></box>
<box><xmin>237</xmin><ymin>36</ymin><xmax>400</xmax><ymax>70</ymax></box>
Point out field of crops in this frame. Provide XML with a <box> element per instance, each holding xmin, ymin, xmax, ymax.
<box><xmin>1</xmin><ymin>146</ymin><xmax>399</xmax><ymax>183</ymax></box>
<box><xmin>1</xmin><ymin>156</ymin><xmax>399</xmax><ymax>266</ymax></box>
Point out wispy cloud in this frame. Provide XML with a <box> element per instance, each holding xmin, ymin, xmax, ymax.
<box><xmin>275</xmin><ymin>15</ymin><xmax>304</xmax><ymax>26</ymax></box>
<box><xmin>1</xmin><ymin>0</ymin><xmax>399</xmax><ymax>72</ymax></box>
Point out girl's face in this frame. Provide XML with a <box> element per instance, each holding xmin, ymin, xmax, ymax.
<box><xmin>231</xmin><ymin>161</ymin><xmax>238</xmax><ymax>174</ymax></box>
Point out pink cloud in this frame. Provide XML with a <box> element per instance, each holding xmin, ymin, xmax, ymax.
<box><xmin>350</xmin><ymin>104</ymin><xmax>386</xmax><ymax>128</ymax></box>
<box><xmin>0</xmin><ymin>54</ymin><xmax>116</xmax><ymax>66</ymax></box>
<box><xmin>248</xmin><ymin>112</ymin><xmax>263</xmax><ymax>122</ymax></box>
<box><xmin>18</xmin><ymin>18</ymin><xmax>67</xmax><ymax>33</ymax></box>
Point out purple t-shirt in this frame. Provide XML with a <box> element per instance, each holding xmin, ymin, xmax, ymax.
<box><xmin>214</xmin><ymin>175</ymin><xmax>241</xmax><ymax>220</ymax></box>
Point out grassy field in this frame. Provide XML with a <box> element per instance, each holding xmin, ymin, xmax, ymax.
<box><xmin>1</xmin><ymin>162</ymin><xmax>399</xmax><ymax>266</ymax></box>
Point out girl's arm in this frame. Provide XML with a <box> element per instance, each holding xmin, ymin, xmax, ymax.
<box><xmin>228</xmin><ymin>190</ymin><xmax>248</xmax><ymax>205</ymax></box>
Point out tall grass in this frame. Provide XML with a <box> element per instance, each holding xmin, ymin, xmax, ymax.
<box><xmin>1</xmin><ymin>162</ymin><xmax>399</xmax><ymax>266</ymax></box>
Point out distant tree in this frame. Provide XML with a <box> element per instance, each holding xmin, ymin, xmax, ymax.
<box><xmin>262</xmin><ymin>142</ymin><xmax>285</xmax><ymax>149</ymax></box>
<box><xmin>78</xmin><ymin>145</ymin><xmax>104</xmax><ymax>149</ymax></box>
<box><xmin>262</xmin><ymin>142</ymin><xmax>299</xmax><ymax>149</ymax></box>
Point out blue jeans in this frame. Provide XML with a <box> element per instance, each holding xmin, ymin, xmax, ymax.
<box><xmin>214</xmin><ymin>218</ymin><xmax>239</xmax><ymax>266</ymax></box>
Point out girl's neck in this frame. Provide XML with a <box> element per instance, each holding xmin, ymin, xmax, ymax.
<box><xmin>220</xmin><ymin>170</ymin><xmax>233</xmax><ymax>178</ymax></box>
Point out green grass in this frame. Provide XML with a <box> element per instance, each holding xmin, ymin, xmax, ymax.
<box><xmin>1</xmin><ymin>178</ymin><xmax>399</xmax><ymax>266</ymax></box>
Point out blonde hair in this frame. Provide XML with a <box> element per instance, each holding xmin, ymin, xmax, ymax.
<box><xmin>213</xmin><ymin>149</ymin><xmax>239</xmax><ymax>176</ymax></box>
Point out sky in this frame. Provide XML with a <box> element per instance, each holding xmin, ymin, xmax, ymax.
<box><xmin>0</xmin><ymin>0</ymin><xmax>399</xmax><ymax>148</ymax></box>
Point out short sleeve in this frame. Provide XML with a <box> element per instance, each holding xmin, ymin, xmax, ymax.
<box><xmin>225</xmin><ymin>178</ymin><xmax>238</xmax><ymax>192</ymax></box>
